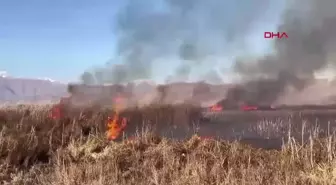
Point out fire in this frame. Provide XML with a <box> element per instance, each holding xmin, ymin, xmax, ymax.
<box><xmin>241</xmin><ymin>105</ymin><xmax>258</xmax><ymax>111</ymax></box>
<box><xmin>106</xmin><ymin>114</ymin><xmax>127</xmax><ymax>140</ymax></box>
<box><xmin>106</xmin><ymin>95</ymin><xmax>128</xmax><ymax>141</ymax></box>
<box><xmin>210</xmin><ymin>104</ymin><xmax>223</xmax><ymax>112</ymax></box>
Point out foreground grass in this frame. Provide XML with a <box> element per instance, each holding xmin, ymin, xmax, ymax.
<box><xmin>1</xmin><ymin>105</ymin><xmax>336</xmax><ymax>185</ymax></box>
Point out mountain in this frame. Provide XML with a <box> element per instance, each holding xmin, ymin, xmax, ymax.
<box><xmin>0</xmin><ymin>73</ymin><xmax>232</xmax><ymax>105</ymax></box>
<box><xmin>2</xmin><ymin>73</ymin><xmax>333</xmax><ymax>106</ymax></box>
<box><xmin>0</xmin><ymin>74</ymin><xmax>68</xmax><ymax>104</ymax></box>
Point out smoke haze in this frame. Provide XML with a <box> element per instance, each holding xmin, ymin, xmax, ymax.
<box><xmin>81</xmin><ymin>0</ymin><xmax>276</xmax><ymax>84</ymax></box>
<box><xmin>231</xmin><ymin>0</ymin><xmax>336</xmax><ymax>105</ymax></box>
<box><xmin>79</xmin><ymin>0</ymin><xmax>336</xmax><ymax>106</ymax></box>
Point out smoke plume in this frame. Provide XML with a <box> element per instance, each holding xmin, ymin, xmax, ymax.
<box><xmin>80</xmin><ymin>0</ymin><xmax>336</xmax><ymax>106</ymax></box>
<box><xmin>81</xmin><ymin>0</ymin><xmax>273</xmax><ymax>84</ymax></box>
<box><xmin>229</xmin><ymin>0</ymin><xmax>336</xmax><ymax>105</ymax></box>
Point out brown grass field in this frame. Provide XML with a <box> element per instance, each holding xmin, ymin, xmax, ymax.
<box><xmin>2</xmin><ymin>104</ymin><xmax>336</xmax><ymax>184</ymax></box>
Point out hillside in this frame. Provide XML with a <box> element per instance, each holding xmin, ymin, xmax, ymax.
<box><xmin>0</xmin><ymin>72</ymin><xmax>334</xmax><ymax>106</ymax></box>
<box><xmin>0</xmin><ymin>73</ymin><xmax>67</xmax><ymax>104</ymax></box>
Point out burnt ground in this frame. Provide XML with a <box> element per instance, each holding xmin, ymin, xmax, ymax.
<box><xmin>119</xmin><ymin>106</ymin><xmax>336</xmax><ymax>150</ymax></box>
<box><xmin>196</xmin><ymin>110</ymin><xmax>336</xmax><ymax>149</ymax></box>
<box><xmin>3</xmin><ymin>105</ymin><xmax>336</xmax><ymax>184</ymax></box>
<box><xmin>3</xmin><ymin>104</ymin><xmax>336</xmax><ymax>151</ymax></box>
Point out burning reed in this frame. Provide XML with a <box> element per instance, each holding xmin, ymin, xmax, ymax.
<box><xmin>1</xmin><ymin>104</ymin><xmax>336</xmax><ymax>184</ymax></box>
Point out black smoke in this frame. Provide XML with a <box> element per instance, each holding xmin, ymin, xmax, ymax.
<box><xmin>80</xmin><ymin>0</ymin><xmax>336</xmax><ymax>106</ymax></box>
<box><xmin>80</xmin><ymin>0</ymin><xmax>273</xmax><ymax>84</ymax></box>
<box><xmin>229</xmin><ymin>0</ymin><xmax>336</xmax><ymax>105</ymax></box>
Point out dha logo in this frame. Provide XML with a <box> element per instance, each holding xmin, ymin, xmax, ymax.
<box><xmin>264</xmin><ymin>32</ymin><xmax>288</xmax><ymax>39</ymax></box>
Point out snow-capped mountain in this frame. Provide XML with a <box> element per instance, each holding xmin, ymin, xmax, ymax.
<box><xmin>0</xmin><ymin>73</ymin><xmax>68</xmax><ymax>104</ymax></box>
<box><xmin>0</xmin><ymin>74</ymin><xmax>236</xmax><ymax>106</ymax></box>
<box><xmin>0</xmin><ymin>71</ymin><xmax>8</xmax><ymax>78</ymax></box>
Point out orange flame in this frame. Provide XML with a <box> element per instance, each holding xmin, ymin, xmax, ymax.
<box><xmin>210</xmin><ymin>104</ymin><xmax>223</xmax><ymax>112</ymax></box>
<box><xmin>241</xmin><ymin>105</ymin><xmax>258</xmax><ymax>111</ymax></box>
<box><xmin>106</xmin><ymin>95</ymin><xmax>128</xmax><ymax>141</ymax></box>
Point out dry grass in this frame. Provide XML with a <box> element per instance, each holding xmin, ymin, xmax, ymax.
<box><xmin>1</xmin><ymin>104</ymin><xmax>336</xmax><ymax>185</ymax></box>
